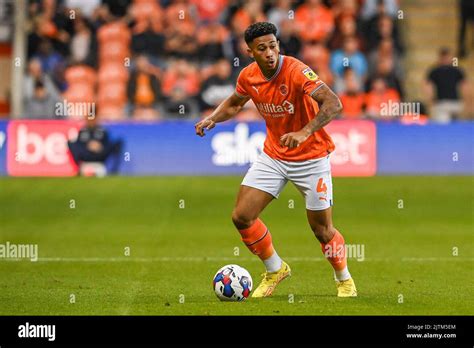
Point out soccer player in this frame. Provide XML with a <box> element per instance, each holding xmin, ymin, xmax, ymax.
<box><xmin>195</xmin><ymin>22</ymin><xmax>357</xmax><ymax>298</ymax></box>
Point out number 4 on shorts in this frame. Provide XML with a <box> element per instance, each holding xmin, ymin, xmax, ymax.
<box><xmin>316</xmin><ymin>177</ymin><xmax>327</xmax><ymax>194</ymax></box>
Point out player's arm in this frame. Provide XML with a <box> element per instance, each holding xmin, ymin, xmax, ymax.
<box><xmin>302</xmin><ymin>84</ymin><xmax>343</xmax><ymax>134</ymax></box>
<box><xmin>195</xmin><ymin>92</ymin><xmax>250</xmax><ymax>137</ymax></box>
<box><xmin>280</xmin><ymin>84</ymin><xmax>342</xmax><ymax>148</ymax></box>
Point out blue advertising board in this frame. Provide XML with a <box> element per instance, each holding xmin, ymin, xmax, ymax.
<box><xmin>104</xmin><ymin>121</ymin><xmax>267</xmax><ymax>175</ymax></box>
<box><xmin>376</xmin><ymin>122</ymin><xmax>473</xmax><ymax>174</ymax></box>
<box><xmin>0</xmin><ymin>119</ymin><xmax>472</xmax><ymax>176</ymax></box>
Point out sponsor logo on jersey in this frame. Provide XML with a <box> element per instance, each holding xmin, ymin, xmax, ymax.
<box><xmin>302</xmin><ymin>67</ymin><xmax>319</xmax><ymax>81</ymax></box>
<box><xmin>255</xmin><ymin>100</ymin><xmax>294</xmax><ymax>117</ymax></box>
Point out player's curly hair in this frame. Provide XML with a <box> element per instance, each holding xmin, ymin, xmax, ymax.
<box><xmin>244</xmin><ymin>22</ymin><xmax>277</xmax><ymax>45</ymax></box>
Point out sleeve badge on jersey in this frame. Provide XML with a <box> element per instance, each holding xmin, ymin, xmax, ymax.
<box><xmin>302</xmin><ymin>67</ymin><xmax>319</xmax><ymax>81</ymax></box>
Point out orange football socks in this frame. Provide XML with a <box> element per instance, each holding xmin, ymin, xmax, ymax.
<box><xmin>238</xmin><ymin>218</ymin><xmax>282</xmax><ymax>272</ymax></box>
<box><xmin>239</xmin><ymin>218</ymin><xmax>274</xmax><ymax>259</ymax></box>
<box><xmin>321</xmin><ymin>229</ymin><xmax>351</xmax><ymax>281</ymax></box>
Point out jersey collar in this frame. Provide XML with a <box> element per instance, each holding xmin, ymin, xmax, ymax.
<box><xmin>262</xmin><ymin>54</ymin><xmax>284</xmax><ymax>82</ymax></box>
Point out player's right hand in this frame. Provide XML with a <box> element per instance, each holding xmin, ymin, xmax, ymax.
<box><xmin>195</xmin><ymin>118</ymin><xmax>216</xmax><ymax>137</ymax></box>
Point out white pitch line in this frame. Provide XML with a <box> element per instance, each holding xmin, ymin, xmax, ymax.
<box><xmin>0</xmin><ymin>256</ymin><xmax>472</xmax><ymax>263</ymax></box>
<box><xmin>401</xmin><ymin>257</ymin><xmax>474</xmax><ymax>262</ymax></box>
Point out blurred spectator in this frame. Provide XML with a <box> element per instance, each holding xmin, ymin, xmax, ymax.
<box><xmin>161</xmin><ymin>86</ymin><xmax>200</xmax><ymax>119</ymax></box>
<box><xmin>425</xmin><ymin>48</ymin><xmax>467</xmax><ymax>123</ymax></box>
<box><xmin>19</xmin><ymin>0</ymin><xmax>419</xmax><ymax>122</ymax></box>
<box><xmin>24</xmin><ymin>80</ymin><xmax>61</xmax><ymax>119</ymax></box>
<box><xmin>366</xmin><ymin>58</ymin><xmax>404</xmax><ymax>99</ymax></box>
<box><xmin>278</xmin><ymin>19</ymin><xmax>302</xmax><ymax>57</ymax></box>
<box><xmin>360</xmin><ymin>0</ymin><xmax>399</xmax><ymax>20</ymax></box>
<box><xmin>24</xmin><ymin>58</ymin><xmax>61</xmax><ymax>101</ymax></box>
<box><xmin>165</xmin><ymin>0</ymin><xmax>198</xmax><ymax>26</ymax></box>
<box><xmin>330</xmin><ymin>36</ymin><xmax>367</xmax><ymax>80</ymax></box>
<box><xmin>68</xmin><ymin>117</ymin><xmax>124</xmax><ymax>175</ymax></box>
<box><xmin>232</xmin><ymin>37</ymin><xmax>254</xmax><ymax>71</ymax></box>
<box><xmin>131</xmin><ymin>18</ymin><xmax>166</xmax><ymax>60</ymax></box>
<box><xmin>301</xmin><ymin>41</ymin><xmax>333</xmax><ymax>86</ymax></box>
<box><xmin>32</xmin><ymin>39</ymin><xmax>64</xmax><ymax>76</ymax></box>
<box><xmin>338</xmin><ymin>68</ymin><xmax>366</xmax><ymax>119</ymax></box>
<box><xmin>65</xmin><ymin>0</ymin><xmax>101</xmax><ymax>18</ymax></box>
<box><xmin>366</xmin><ymin>13</ymin><xmax>403</xmax><ymax>54</ymax></box>
<box><xmin>102</xmin><ymin>0</ymin><xmax>131</xmax><ymax>18</ymax></box>
<box><xmin>70</xmin><ymin>16</ymin><xmax>96</xmax><ymax>66</ymax></box>
<box><xmin>332</xmin><ymin>0</ymin><xmax>359</xmax><ymax>20</ymax></box>
<box><xmin>295</xmin><ymin>0</ymin><xmax>334</xmax><ymax>43</ymax></box>
<box><xmin>367</xmin><ymin>38</ymin><xmax>402</xmax><ymax>79</ymax></box>
<box><xmin>192</xmin><ymin>0</ymin><xmax>228</xmax><ymax>24</ymax></box>
<box><xmin>89</xmin><ymin>3</ymin><xmax>115</xmax><ymax>27</ymax></box>
<box><xmin>231</xmin><ymin>0</ymin><xmax>266</xmax><ymax>36</ymax></box>
<box><xmin>329</xmin><ymin>15</ymin><xmax>365</xmax><ymax>52</ymax></box>
<box><xmin>458</xmin><ymin>0</ymin><xmax>474</xmax><ymax>58</ymax></box>
<box><xmin>161</xmin><ymin>59</ymin><xmax>200</xmax><ymax>97</ymax></box>
<box><xmin>365</xmin><ymin>77</ymin><xmax>400</xmax><ymax>119</ymax></box>
<box><xmin>267</xmin><ymin>0</ymin><xmax>293</xmax><ymax>33</ymax></box>
<box><xmin>199</xmin><ymin>59</ymin><xmax>235</xmax><ymax>111</ymax></box>
<box><xmin>400</xmin><ymin>101</ymin><xmax>429</xmax><ymax>125</ymax></box>
<box><xmin>301</xmin><ymin>41</ymin><xmax>331</xmax><ymax>70</ymax></box>
<box><xmin>27</xmin><ymin>16</ymin><xmax>43</xmax><ymax>60</ymax></box>
<box><xmin>127</xmin><ymin>55</ymin><xmax>162</xmax><ymax>114</ymax></box>
<box><xmin>128</xmin><ymin>0</ymin><xmax>164</xmax><ymax>30</ymax></box>
<box><xmin>164</xmin><ymin>21</ymin><xmax>199</xmax><ymax>60</ymax></box>
<box><xmin>32</xmin><ymin>1</ymin><xmax>74</xmax><ymax>57</ymax></box>
<box><xmin>197</xmin><ymin>22</ymin><xmax>230</xmax><ymax>63</ymax></box>
<box><xmin>334</xmin><ymin>66</ymin><xmax>361</xmax><ymax>94</ymax></box>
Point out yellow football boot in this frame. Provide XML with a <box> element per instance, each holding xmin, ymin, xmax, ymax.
<box><xmin>336</xmin><ymin>277</ymin><xmax>357</xmax><ymax>297</ymax></box>
<box><xmin>251</xmin><ymin>261</ymin><xmax>291</xmax><ymax>298</ymax></box>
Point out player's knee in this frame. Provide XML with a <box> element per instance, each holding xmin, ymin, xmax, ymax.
<box><xmin>231</xmin><ymin>209</ymin><xmax>256</xmax><ymax>230</ymax></box>
<box><xmin>312</xmin><ymin>224</ymin><xmax>336</xmax><ymax>244</ymax></box>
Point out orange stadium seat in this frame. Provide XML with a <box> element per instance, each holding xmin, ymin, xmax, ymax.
<box><xmin>96</xmin><ymin>20</ymin><xmax>131</xmax><ymax>121</ymax></box>
<box><xmin>99</xmin><ymin>41</ymin><xmax>130</xmax><ymax>63</ymax></box>
<box><xmin>97</xmin><ymin>82</ymin><xmax>127</xmax><ymax>105</ymax></box>
<box><xmin>98</xmin><ymin>64</ymin><xmax>129</xmax><ymax>84</ymax></box>
<box><xmin>97</xmin><ymin>104</ymin><xmax>125</xmax><ymax>120</ymax></box>
<box><xmin>97</xmin><ymin>22</ymin><xmax>131</xmax><ymax>44</ymax></box>
<box><xmin>61</xmin><ymin>85</ymin><xmax>95</xmax><ymax>119</ymax></box>
<box><xmin>63</xmin><ymin>84</ymin><xmax>95</xmax><ymax>103</ymax></box>
<box><xmin>65</xmin><ymin>65</ymin><xmax>96</xmax><ymax>86</ymax></box>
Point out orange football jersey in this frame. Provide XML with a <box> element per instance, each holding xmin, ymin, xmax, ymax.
<box><xmin>235</xmin><ymin>54</ymin><xmax>335</xmax><ymax>161</ymax></box>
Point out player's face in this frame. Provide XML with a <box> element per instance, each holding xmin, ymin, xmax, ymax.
<box><xmin>248</xmin><ymin>34</ymin><xmax>280</xmax><ymax>71</ymax></box>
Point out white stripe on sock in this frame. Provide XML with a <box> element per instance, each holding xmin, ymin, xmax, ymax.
<box><xmin>334</xmin><ymin>266</ymin><xmax>351</xmax><ymax>281</ymax></box>
<box><xmin>263</xmin><ymin>251</ymin><xmax>282</xmax><ymax>273</ymax></box>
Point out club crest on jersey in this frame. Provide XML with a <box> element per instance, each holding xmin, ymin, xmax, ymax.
<box><xmin>279</xmin><ymin>84</ymin><xmax>288</xmax><ymax>96</ymax></box>
<box><xmin>302</xmin><ymin>67</ymin><xmax>319</xmax><ymax>81</ymax></box>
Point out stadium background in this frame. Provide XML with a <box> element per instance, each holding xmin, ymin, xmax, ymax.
<box><xmin>0</xmin><ymin>0</ymin><xmax>471</xmax><ymax>176</ymax></box>
<box><xmin>0</xmin><ymin>0</ymin><xmax>473</xmax><ymax>316</ymax></box>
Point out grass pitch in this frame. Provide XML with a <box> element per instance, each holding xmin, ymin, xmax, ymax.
<box><xmin>0</xmin><ymin>176</ymin><xmax>472</xmax><ymax>315</ymax></box>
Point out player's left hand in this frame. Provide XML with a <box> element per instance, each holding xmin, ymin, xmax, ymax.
<box><xmin>280</xmin><ymin>131</ymin><xmax>309</xmax><ymax>149</ymax></box>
